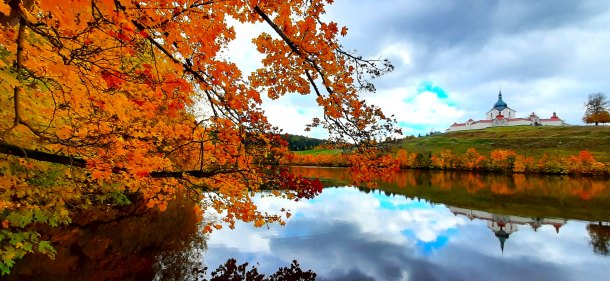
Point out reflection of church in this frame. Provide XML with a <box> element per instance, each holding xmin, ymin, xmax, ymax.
<box><xmin>448</xmin><ymin>206</ymin><xmax>567</xmax><ymax>253</ymax></box>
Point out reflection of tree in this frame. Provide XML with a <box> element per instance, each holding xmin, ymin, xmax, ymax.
<box><xmin>191</xmin><ymin>259</ymin><xmax>316</xmax><ymax>281</ymax></box>
<box><xmin>154</xmin><ymin>227</ymin><xmax>208</xmax><ymax>280</ymax></box>
<box><xmin>7</xmin><ymin>196</ymin><xmax>202</xmax><ymax>281</ymax></box>
<box><xmin>587</xmin><ymin>222</ymin><xmax>610</xmax><ymax>256</ymax></box>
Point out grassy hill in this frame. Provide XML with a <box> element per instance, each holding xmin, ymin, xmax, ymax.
<box><xmin>293</xmin><ymin>125</ymin><xmax>610</xmax><ymax>164</ymax></box>
<box><xmin>399</xmin><ymin>125</ymin><xmax>610</xmax><ymax>164</ymax></box>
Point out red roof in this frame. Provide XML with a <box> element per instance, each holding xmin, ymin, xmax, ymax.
<box><xmin>550</xmin><ymin>112</ymin><xmax>561</xmax><ymax>120</ymax></box>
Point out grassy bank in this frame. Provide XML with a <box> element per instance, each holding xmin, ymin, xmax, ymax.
<box><xmin>400</xmin><ymin>125</ymin><xmax>610</xmax><ymax>164</ymax></box>
<box><xmin>295</xmin><ymin>126</ymin><xmax>610</xmax><ymax>164</ymax></box>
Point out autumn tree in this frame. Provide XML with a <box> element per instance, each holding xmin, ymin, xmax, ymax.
<box><xmin>0</xmin><ymin>0</ymin><xmax>400</xmax><ymax>273</ymax></box>
<box><xmin>583</xmin><ymin>93</ymin><xmax>610</xmax><ymax>126</ymax></box>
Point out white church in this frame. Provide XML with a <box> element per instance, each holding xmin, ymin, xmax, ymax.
<box><xmin>447</xmin><ymin>91</ymin><xmax>566</xmax><ymax>132</ymax></box>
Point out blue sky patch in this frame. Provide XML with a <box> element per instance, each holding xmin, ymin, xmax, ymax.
<box><xmin>418</xmin><ymin>81</ymin><xmax>449</xmax><ymax>99</ymax></box>
<box><xmin>402</xmin><ymin>228</ymin><xmax>459</xmax><ymax>256</ymax></box>
<box><xmin>398</xmin><ymin>122</ymin><xmax>427</xmax><ymax>132</ymax></box>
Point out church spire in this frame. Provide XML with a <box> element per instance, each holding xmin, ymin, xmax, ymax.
<box><xmin>495</xmin><ymin>229</ymin><xmax>510</xmax><ymax>254</ymax></box>
<box><xmin>493</xmin><ymin>90</ymin><xmax>508</xmax><ymax>111</ymax></box>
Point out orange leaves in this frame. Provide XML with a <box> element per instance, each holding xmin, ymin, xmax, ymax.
<box><xmin>568</xmin><ymin>150</ymin><xmax>606</xmax><ymax>175</ymax></box>
<box><xmin>513</xmin><ymin>155</ymin><xmax>534</xmax><ymax>173</ymax></box>
<box><xmin>100</xmin><ymin>70</ymin><xmax>124</xmax><ymax>89</ymax></box>
<box><xmin>578</xmin><ymin>150</ymin><xmax>595</xmax><ymax>163</ymax></box>
<box><xmin>0</xmin><ymin>1</ymin><xmax>403</xmax><ymax>269</ymax></box>
<box><xmin>55</xmin><ymin>126</ymin><xmax>73</xmax><ymax>140</ymax></box>
<box><xmin>0</xmin><ymin>2</ymin><xmax>10</xmax><ymax>16</ymax></box>
<box><xmin>490</xmin><ymin>149</ymin><xmax>517</xmax><ymax>170</ymax></box>
<box><xmin>347</xmin><ymin>149</ymin><xmax>400</xmax><ymax>186</ymax></box>
<box><xmin>253</xmin><ymin>219</ymin><xmax>265</xmax><ymax>227</ymax></box>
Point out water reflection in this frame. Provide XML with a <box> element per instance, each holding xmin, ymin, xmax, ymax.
<box><xmin>587</xmin><ymin>222</ymin><xmax>610</xmax><ymax>256</ymax></box>
<box><xmin>202</xmin><ymin>189</ymin><xmax>605</xmax><ymax>280</ymax></box>
<box><xmin>4</xmin><ymin>196</ymin><xmax>204</xmax><ymax>281</ymax></box>
<box><xmin>291</xmin><ymin>167</ymin><xmax>610</xmax><ymax>222</ymax></box>
<box><xmin>447</xmin><ymin>206</ymin><xmax>567</xmax><ymax>253</ymax></box>
<box><xmin>5</xmin><ymin>168</ymin><xmax>610</xmax><ymax>281</ymax></box>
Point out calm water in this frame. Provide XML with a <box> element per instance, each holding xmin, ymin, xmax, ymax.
<box><xmin>7</xmin><ymin>168</ymin><xmax>610</xmax><ymax>280</ymax></box>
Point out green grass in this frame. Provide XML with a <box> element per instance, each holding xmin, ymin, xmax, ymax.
<box><xmin>292</xmin><ymin>126</ymin><xmax>610</xmax><ymax>164</ymax></box>
<box><xmin>399</xmin><ymin>125</ymin><xmax>610</xmax><ymax>164</ymax></box>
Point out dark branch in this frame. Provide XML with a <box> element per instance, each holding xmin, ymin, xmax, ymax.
<box><xmin>0</xmin><ymin>142</ymin><xmax>243</xmax><ymax>178</ymax></box>
<box><xmin>0</xmin><ymin>142</ymin><xmax>87</xmax><ymax>167</ymax></box>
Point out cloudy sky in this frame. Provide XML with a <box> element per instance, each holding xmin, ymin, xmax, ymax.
<box><xmin>228</xmin><ymin>0</ymin><xmax>610</xmax><ymax>138</ymax></box>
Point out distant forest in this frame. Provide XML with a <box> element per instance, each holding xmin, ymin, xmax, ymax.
<box><xmin>283</xmin><ymin>134</ymin><xmax>326</xmax><ymax>151</ymax></box>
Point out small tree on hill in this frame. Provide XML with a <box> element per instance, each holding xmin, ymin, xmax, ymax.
<box><xmin>583</xmin><ymin>93</ymin><xmax>610</xmax><ymax>126</ymax></box>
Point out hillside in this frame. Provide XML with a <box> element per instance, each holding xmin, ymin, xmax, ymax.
<box><xmin>283</xmin><ymin>134</ymin><xmax>326</xmax><ymax>151</ymax></box>
<box><xmin>399</xmin><ymin>125</ymin><xmax>610</xmax><ymax>164</ymax></box>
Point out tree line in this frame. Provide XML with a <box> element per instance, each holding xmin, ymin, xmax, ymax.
<box><xmin>287</xmin><ymin>148</ymin><xmax>608</xmax><ymax>176</ymax></box>
<box><xmin>283</xmin><ymin>134</ymin><xmax>326</xmax><ymax>151</ymax></box>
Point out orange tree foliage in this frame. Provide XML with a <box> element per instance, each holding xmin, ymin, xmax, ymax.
<box><xmin>287</xmin><ymin>148</ymin><xmax>608</xmax><ymax>176</ymax></box>
<box><xmin>0</xmin><ymin>0</ymin><xmax>401</xmax><ymax>273</ymax></box>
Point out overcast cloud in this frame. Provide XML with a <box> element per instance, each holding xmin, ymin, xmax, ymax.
<box><xmin>228</xmin><ymin>0</ymin><xmax>610</xmax><ymax>137</ymax></box>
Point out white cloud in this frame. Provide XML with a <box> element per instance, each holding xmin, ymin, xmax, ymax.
<box><xmin>365</xmin><ymin>86</ymin><xmax>466</xmax><ymax>134</ymax></box>
<box><xmin>378</xmin><ymin>43</ymin><xmax>413</xmax><ymax>66</ymax></box>
<box><xmin>224</xmin><ymin>19</ymin><xmax>268</xmax><ymax>78</ymax></box>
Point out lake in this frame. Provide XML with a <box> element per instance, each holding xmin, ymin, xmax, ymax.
<box><xmin>6</xmin><ymin>167</ymin><xmax>610</xmax><ymax>281</ymax></box>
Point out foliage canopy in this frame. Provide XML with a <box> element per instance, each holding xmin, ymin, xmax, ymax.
<box><xmin>0</xmin><ymin>0</ymin><xmax>399</xmax><ymax>272</ymax></box>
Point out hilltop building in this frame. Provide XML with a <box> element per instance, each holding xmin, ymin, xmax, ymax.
<box><xmin>447</xmin><ymin>91</ymin><xmax>566</xmax><ymax>132</ymax></box>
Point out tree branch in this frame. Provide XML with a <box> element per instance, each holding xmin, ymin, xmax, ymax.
<box><xmin>0</xmin><ymin>142</ymin><xmax>86</xmax><ymax>167</ymax></box>
<box><xmin>0</xmin><ymin>142</ymin><xmax>245</xmax><ymax>178</ymax></box>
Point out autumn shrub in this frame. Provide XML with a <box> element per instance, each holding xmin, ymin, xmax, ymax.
<box><xmin>568</xmin><ymin>150</ymin><xmax>608</xmax><ymax>175</ymax></box>
<box><xmin>513</xmin><ymin>155</ymin><xmax>535</xmax><ymax>173</ymax></box>
<box><xmin>461</xmin><ymin>148</ymin><xmax>486</xmax><ymax>170</ymax></box>
<box><xmin>395</xmin><ymin>149</ymin><xmax>409</xmax><ymax>168</ymax></box>
<box><xmin>538</xmin><ymin>153</ymin><xmax>569</xmax><ymax>174</ymax></box>
<box><xmin>286</xmin><ymin>147</ymin><xmax>609</xmax><ymax>177</ymax></box>
<box><xmin>430</xmin><ymin>148</ymin><xmax>456</xmax><ymax>169</ymax></box>
<box><xmin>489</xmin><ymin>149</ymin><xmax>517</xmax><ymax>171</ymax></box>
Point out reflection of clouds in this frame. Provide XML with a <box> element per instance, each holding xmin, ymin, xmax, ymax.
<box><xmin>256</xmin><ymin>188</ymin><xmax>465</xmax><ymax>245</ymax></box>
<box><xmin>203</xmin><ymin>188</ymin><xmax>608</xmax><ymax>281</ymax></box>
